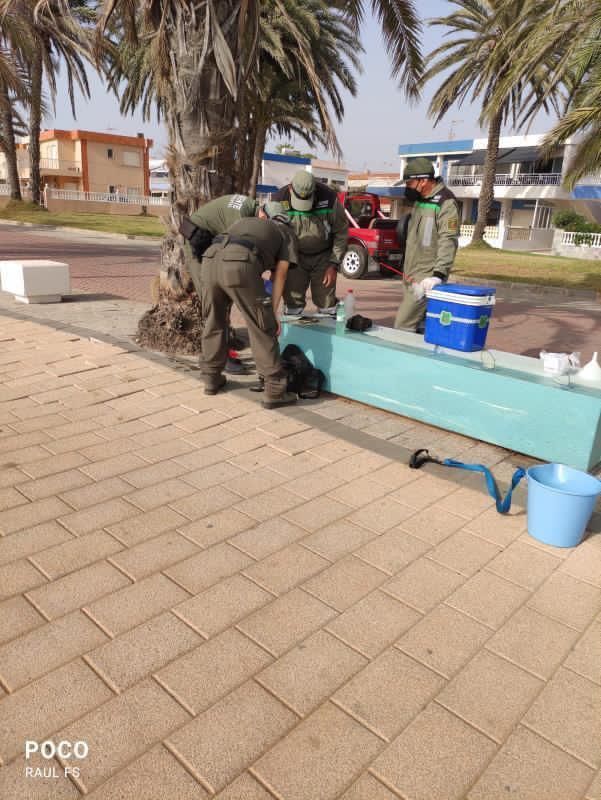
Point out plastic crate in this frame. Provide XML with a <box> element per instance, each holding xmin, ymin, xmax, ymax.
<box><xmin>424</xmin><ymin>283</ymin><xmax>496</xmax><ymax>352</ymax></box>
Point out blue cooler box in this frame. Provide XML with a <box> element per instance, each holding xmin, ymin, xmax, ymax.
<box><xmin>424</xmin><ymin>283</ymin><xmax>496</xmax><ymax>352</ymax></box>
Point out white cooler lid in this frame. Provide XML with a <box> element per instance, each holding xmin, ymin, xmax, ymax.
<box><xmin>426</xmin><ymin>289</ymin><xmax>496</xmax><ymax>306</ymax></box>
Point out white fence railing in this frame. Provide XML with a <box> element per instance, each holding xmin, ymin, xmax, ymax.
<box><xmin>579</xmin><ymin>173</ymin><xmax>601</xmax><ymax>185</ymax></box>
<box><xmin>0</xmin><ymin>184</ymin><xmax>11</xmax><ymax>196</ymax></box>
<box><xmin>561</xmin><ymin>230</ymin><xmax>601</xmax><ymax>248</ymax></box>
<box><xmin>460</xmin><ymin>224</ymin><xmax>500</xmax><ymax>239</ymax></box>
<box><xmin>498</xmin><ymin>173</ymin><xmax>562</xmax><ymax>186</ymax></box>
<box><xmin>449</xmin><ymin>173</ymin><xmax>563</xmax><ymax>187</ymax></box>
<box><xmin>47</xmin><ymin>188</ymin><xmax>169</xmax><ymax>206</ymax></box>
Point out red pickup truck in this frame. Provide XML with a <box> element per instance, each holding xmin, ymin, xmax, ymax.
<box><xmin>337</xmin><ymin>191</ymin><xmax>405</xmax><ymax>279</ymax></box>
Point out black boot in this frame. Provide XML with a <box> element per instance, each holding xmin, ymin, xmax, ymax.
<box><xmin>262</xmin><ymin>391</ymin><xmax>297</xmax><ymax>409</ymax></box>
<box><xmin>204</xmin><ymin>375</ymin><xmax>226</xmax><ymax>395</ymax></box>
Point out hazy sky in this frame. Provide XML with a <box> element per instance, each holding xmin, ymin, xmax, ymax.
<box><xmin>49</xmin><ymin>0</ymin><xmax>557</xmax><ymax>171</ymax></box>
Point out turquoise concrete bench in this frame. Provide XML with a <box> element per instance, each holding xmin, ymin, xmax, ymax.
<box><xmin>279</xmin><ymin>319</ymin><xmax>601</xmax><ymax>471</ymax></box>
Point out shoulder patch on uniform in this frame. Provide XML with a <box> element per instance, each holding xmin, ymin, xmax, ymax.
<box><xmin>446</xmin><ymin>216</ymin><xmax>459</xmax><ymax>233</ymax></box>
<box><xmin>316</xmin><ymin>200</ymin><xmax>329</xmax><ymax>208</ymax></box>
<box><xmin>432</xmin><ymin>195</ymin><xmax>442</xmax><ymax>202</ymax></box>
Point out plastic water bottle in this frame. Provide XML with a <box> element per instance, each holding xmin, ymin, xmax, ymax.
<box><xmin>344</xmin><ymin>289</ymin><xmax>356</xmax><ymax>319</ymax></box>
<box><xmin>335</xmin><ymin>300</ymin><xmax>345</xmax><ymax>334</ymax></box>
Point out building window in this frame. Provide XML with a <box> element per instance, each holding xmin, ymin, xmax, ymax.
<box><xmin>107</xmin><ymin>148</ymin><xmax>114</xmax><ymax>159</ymax></box>
<box><xmin>123</xmin><ymin>151</ymin><xmax>141</xmax><ymax>167</ymax></box>
<box><xmin>108</xmin><ymin>185</ymin><xmax>116</xmax><ymax>194</ymax></box>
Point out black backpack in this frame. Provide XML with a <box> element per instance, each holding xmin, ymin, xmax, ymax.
<box><xmin>281</xmin><ymin>344</ymin><xmax>325</xmax><ymax>399</ymax></box>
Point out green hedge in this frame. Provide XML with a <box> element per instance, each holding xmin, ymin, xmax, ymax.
<box><xmin>553</xmin><ymin>209</ymin><xmax>601</xmax><ymax>235</ymax></box>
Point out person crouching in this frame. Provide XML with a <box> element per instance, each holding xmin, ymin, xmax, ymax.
<box><xmin>193</xmin><ymin>202</ymin><xmax>298</xmax><ymax>408</ymax></box>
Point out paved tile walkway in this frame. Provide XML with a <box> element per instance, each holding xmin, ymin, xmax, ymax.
<box><xmin>0</xmin><ymin>289</ymin><xmax>600</xmax><ymax>799</ymax></box>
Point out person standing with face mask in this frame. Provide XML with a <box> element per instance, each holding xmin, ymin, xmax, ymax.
<box><xmin>394</xmin><ymin>158</ymin><xmax>460</xmax><ymax>332</ymax></box>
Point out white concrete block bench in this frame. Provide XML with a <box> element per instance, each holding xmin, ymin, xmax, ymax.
<box><xmin>0</xmin><ymin>260</ymin><xmax>70</xmax><ymax>303</ymax></box>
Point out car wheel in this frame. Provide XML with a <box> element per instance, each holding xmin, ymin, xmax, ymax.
<box><xmin>340</xmin><ymin>244</ymin><xmax>368</xmax><ymax>279</ymax></box>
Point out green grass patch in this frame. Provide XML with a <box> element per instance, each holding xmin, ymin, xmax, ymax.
<box><xmin>455</xmin><ymin>246</ymin><xmax>601</xmax><ymax>291</ymax></box>
<box><xmin>0</xmin><ymin>200</ymin><xmax>165</xmax><ymax>237</ymax></box>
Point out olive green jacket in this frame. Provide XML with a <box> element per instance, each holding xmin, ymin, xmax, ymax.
<box><xmin>404</xmin><ymin>181</ymin><xmax>460</xmax><ymax>282</ymax></box>
<box><xmin>185</xmin><ymin>194</ymin><xmax>256</xmax><ymax>274</ymax></box>
<box><xmin>189</xmin><ymin>194</ymin><xmax>256</xmax><ymax>235</ymax></box>
<box><xmin>273</xmin><ymin>183</ymin><xmax>348</xmax><ymax>266</ymax></box>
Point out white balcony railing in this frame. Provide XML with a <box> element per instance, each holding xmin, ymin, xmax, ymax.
<box><xmin>48</xmin><ymin>188</ymin><xmax>169</xmax><ymax>206</ymax></box>
<box><xmin>0</xmin><ymin>184</ymin><xmax>11</xmax><ymax>195</ymax></box>
<box><xmin>460</xmin><ymin>224</ymin><xmax>500</xmax><ymax>239</ymax></box>
<box><xmin>39</xmin><ymin>158</ymin><xmax>82</xmax><ymax>173</ymax></box>
<box><xmin>561</xmin><ymin>230</ymin><xmax>601</xmax><ymax>248</ymax></box>
<box><xmin>449</xmin><ymin>173</ymin><xmax>563</xmax><ymax>187</ymax></box>
<box><xmin>449</xmin><ymin>175</ymin><xmax>482</xmax><ymax>186</ymax></box>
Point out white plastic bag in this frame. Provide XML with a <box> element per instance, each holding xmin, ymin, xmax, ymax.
<box><xmin>539</xmin><ymin>350</ymin><xmax>581</xmax><ymax>376</ymax></box>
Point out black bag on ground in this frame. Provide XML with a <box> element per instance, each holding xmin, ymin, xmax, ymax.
<box><xmin>281</xmin><ymin>344</ymin><xmax>325</xmax><ymax>399</ymax></box>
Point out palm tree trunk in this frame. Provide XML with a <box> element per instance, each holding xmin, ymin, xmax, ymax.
<box><xmin>28</xmin><ymin>48</ymin><xmax>44</xmax><ymax>206</ymax></box>
<box><xmin>472</xmin><ymin>109</ymin><xmax>502</xmax><ymax>243</ymax></box>
<box><xmin>0</xmin><ymin>85</ymin><xmax>22</xmax><ymax>201</ymax></box>
<box><xmin>248</xmin><ymin>125</ymin><xmax>267</xmax><ymax>198</ymax></box>
<box><xmin>137</xmin><ymin>2</ymin><xmax>240</xmax><ymax>355</ymax></box>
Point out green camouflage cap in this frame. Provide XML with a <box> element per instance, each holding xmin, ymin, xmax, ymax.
<box><xmin>403</xmin><ymin>157</ymin><xmax>435</xmax><ymax>181</ymax></box>
<box><xmin>262</xmin><ymin>201</ymin><xmax>290</xmax><ymax>223</ymax></box>
<box><xmin>290</xmin><ymin>170</ymin><xmax>315</xmax><ymax>210</ymax></box>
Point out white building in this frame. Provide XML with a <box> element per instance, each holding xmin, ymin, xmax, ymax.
<box><xmin>397</xmin><ymin>134</ymin><xmax>601</xmax><ymax>251</ymax></box>
<box><xmin>310</xmin><ymin>159</ymin><xmax>350</xmax><ymax>190</ymax></box>
<box><xmin>257</xmin><ymin>152</ymin><xmax>349</xmax><ymax>200</ymax></box>
<box><xmin>149</xmin><ymin>157</ymin><xmax>170</xmax><ymax>199</ymax></box>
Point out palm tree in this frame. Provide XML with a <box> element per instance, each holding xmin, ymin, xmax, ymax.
<box><xmin>0</xmin><ymin>91</ymin><xmax>28</xmax><ymax>199</ymax></box>
<box><xmin>38</xmin><ymin>0</ymin><xmax>423</xmax><ymax>352</ymax></box>
<box><xmin>546</xmin><ymin>30</ymin><xmax>601</xmax><ymax>187</ymax></box>
<box><xmin>99</xmin><ymin>0</ymin><xmax>422</xmax><ymax>237</ymax></box>
<box><xmin>496</xmin><ymin>0</ymin><xmax>601</xmax><ymax>187</ymax></box>
<box><xmin>239</xmin><ymin>0</ymin><xmax>362</xmax><ymax>196</ymax></box>
<box><xmin>424</xmin><ymin>0</ymin><xmax>564</xmax><ymax>243</ymax></box>
<box><xmin>8</xmin><ymin>0</ymin><xmax>94</xmax><ymax>205</ymax></box>
<box><xmin>0</xmin><ymin>9</ymin><xmax>32</xmax><ymax>200</ymax></box>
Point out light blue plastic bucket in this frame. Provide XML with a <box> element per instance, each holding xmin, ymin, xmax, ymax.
<box><xmin>527</xmin><ymin>464</ymin><xmax>601</xmax><ymax>547</ymax></box>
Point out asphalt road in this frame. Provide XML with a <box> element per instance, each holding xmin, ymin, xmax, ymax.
<box><xmin>1</xmin><ymin>222</ymin><xmax>600</xmax><ymax>359</ymax></box>
<box><xmin>0</xmin><ymin>223</ymin><xmax>160</xmax><ymax>303</ymax></box>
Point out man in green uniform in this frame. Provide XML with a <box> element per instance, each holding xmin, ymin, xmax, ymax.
<box><xmin>394</xmin><ymin>158</ymin><xmax>460</xmax><ymax>332</ymax></box>
<box><xmin>182</xmin><ymin>194</ymin><xmax>258</xmax><ymax>371</ymax></box>
<box><xmin>184</xmin><ymin>193</ymin><xmax>258</xmax><ymax>263</ymax></box>
<box><xmin>273</xmin><ymin>171</ymin><xmax>348</xmax><ymax>316</ymax></box>
<box><xmin>193</xmin><ymin>203</ymin><xmax>298</xmax><ymax>407</ymax></box>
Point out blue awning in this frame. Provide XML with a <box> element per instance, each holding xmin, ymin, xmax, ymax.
<box><xmin>255</xmin><ymin>184</ymin><xmax>278</xmax><ymax>194</ymax></box>
<box><xmin>262</xmin><ymin>152</ymin><xmax>311</xmax><ymax>165</ymax></box>
<box><xmin>572</xmin><ymin>185</ymin><xmax>601</xmax><ymax>200</ymax></box>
